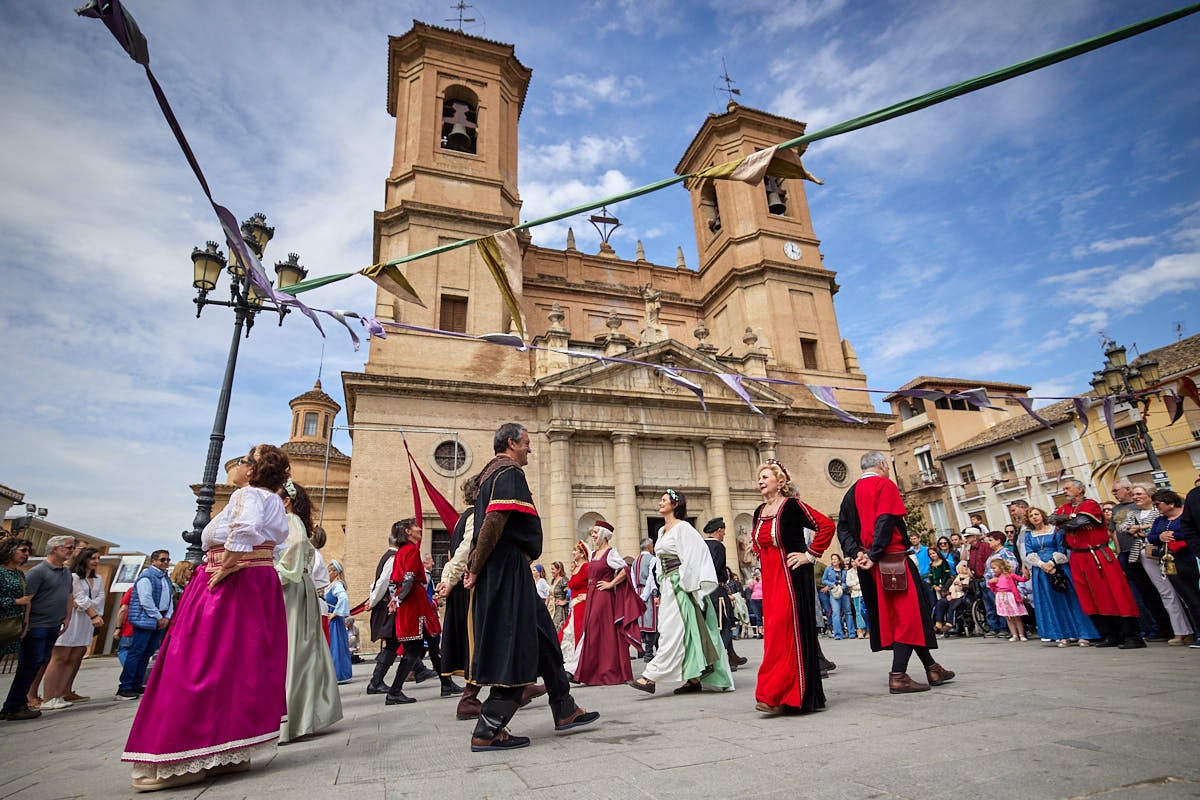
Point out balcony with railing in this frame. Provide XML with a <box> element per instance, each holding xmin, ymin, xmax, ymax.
<box><xmin>1116</xmin><ymin>434</ymin><xmax>1145</xmax><ymax>455</ymax></box>
<box><xmin>903</xmin><ymin>469</ymin><xmax>944</xmax><ymax>492</ymax></box>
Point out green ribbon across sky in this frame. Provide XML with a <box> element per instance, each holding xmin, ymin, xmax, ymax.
<box><xmin>282</xmin><ymin>2</ymin><xmax>1200</xmax><ymax>298</ymax></box>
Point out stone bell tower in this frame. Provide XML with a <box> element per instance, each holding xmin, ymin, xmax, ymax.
<box><xmin>674</xmin><ymin>102</ymin><xmax>870</xmax><ymax>410</ymax></box>
<box><xmin>367</xmin><ymin>22</ymin><xmax>532</xmax><ymax>380</ymax></box>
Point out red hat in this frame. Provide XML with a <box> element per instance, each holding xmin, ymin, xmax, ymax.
<box><xmin>594</xmin><ymin>520</ymin><xmax>614</xmax><ymax>532</ymax></box>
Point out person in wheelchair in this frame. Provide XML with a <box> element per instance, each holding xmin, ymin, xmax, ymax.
<box><xmin>933</xmin><ymin>562</ymin><xmax>971</xmax><ymax>635</ymax></box>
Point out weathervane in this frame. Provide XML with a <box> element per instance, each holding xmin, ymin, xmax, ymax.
<box><xmin>718</xmin><ymin>57</ymin><xmax>741</xmax><ymax>105</ymax></box>
<box><xmin>446</xmin><ymin>1</ymin><xmax>476</xmax><ymax>32</ymax></box>
<box><xmin>589</xmin><ymin>205</ymin><xmax>621</xmax><ymax>248</ymax></box>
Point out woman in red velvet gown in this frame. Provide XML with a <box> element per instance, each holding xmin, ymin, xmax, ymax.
<box><xmin>574</xmin><ymin>522</ymin><xmax>645</xmax><ymax>685</ymax></box>
<box><xmin>752</xmin><ymin>460</ymin><xmax>834</xmax><ymax>714</ymax></box>
<box><xmin>559</xmin><ymin>541</ymin><xmax>590</xmax><ymax>677</ymax></box>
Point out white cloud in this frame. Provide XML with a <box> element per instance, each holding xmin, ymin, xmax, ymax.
<box><xmin>1071</xmin><ymin>236</ymin><xmax>1155</xmax><ymax>258</ymax></box>
<box><xmin>550</xmin><ymin>74</ymin><xmax>650</xmax><ymax>114</ymax></box>
<box><xmin>521</xmin><ymin>135</ymin><xmax>642</xmax><ymax>178</ymax></box>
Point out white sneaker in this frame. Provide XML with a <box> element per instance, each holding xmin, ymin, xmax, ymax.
<box><xmin>41</xmin><ymin>697</ymin><xmax>73</xmax><ymax>711</ymax></box>
<box><xmin>1008</xmin><ymin>636</ymin><xmax>1017</xmax><ymax>642</ymax></box>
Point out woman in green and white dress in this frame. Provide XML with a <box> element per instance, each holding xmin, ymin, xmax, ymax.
<box><xmin>275</xmin><ymin>480</ymin><xmax>343</xmax><ymax>743</ymax></box>
<box><xmin>627</xmin><ymin>490</ymin><xmax>733</xmax><ymax>695</ymax></box>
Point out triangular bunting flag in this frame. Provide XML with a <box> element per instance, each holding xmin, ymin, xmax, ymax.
<box><xmin>717</xmin><ymin>373</ymin><xmax>763</xmax><ymax>416</ymax></box>
<box><xmin>806</xmin><ymin>385</ymin><xmax>866</xmax><ymax>424</ymax></box>
<box><xmin>476</xmin><ymin>229</ymin><xmax>527</xmax><ymax>341</ymax></box>
<box><xmin>359</xmin><ymin>262</ymin><xmax>425</xmax><ymax>308</ymax></box>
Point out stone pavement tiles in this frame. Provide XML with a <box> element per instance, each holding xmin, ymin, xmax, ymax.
<box><xmin>1</xmin><ymin>635</ymin><xmax>1198</xmax><ymax>799</ymax></box>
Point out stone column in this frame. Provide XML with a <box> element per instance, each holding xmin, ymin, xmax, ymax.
<box><xmin>757</xmin><ymin>436</ymin><xmax>778</xmax><ymax>463</ymax></box>
<box><xmin>705</xmin><ymin>436</ymin><xmax>738</xmax><ymax>571</ymax></box>
<box><xmin>612</xmin><ymin>432</ymin><xmax>639</xmax><ymax>555</ymax></box>
<box><xmin>548</xmin><ymin>431</ymin><xmax>573</xmax><ymax>564</ymax></box>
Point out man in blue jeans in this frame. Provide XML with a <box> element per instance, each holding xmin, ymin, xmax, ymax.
<box><xmin>116</xmin><ymin>551</ymin><xmax>173</xmax><ymax>700</ymax></box>
<box><xmin>1</xmin><ymin>535</ymin><xmax>75</xmax><ymax>721</ymax></box>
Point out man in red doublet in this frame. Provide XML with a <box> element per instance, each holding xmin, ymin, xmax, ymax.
<box><xmin>836</xmin><ymin>451</ymin><xmax>953</xmax><ymax>694</ymax></box>
<box><xmin>1049</xmin><ymin>478</ymin><xmax>1143</xmax><ymax>648</ymax></box>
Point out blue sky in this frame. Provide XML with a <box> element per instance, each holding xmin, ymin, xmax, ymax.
<box><xmin>2</xmin><ymin>0</ymin><xmax>1197</xmax><ymax>557</ymax></box>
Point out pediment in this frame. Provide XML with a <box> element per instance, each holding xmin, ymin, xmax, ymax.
<box><xmin>536</xmin><ymin>340</ymin><xmax>792</xmax><ymax>409</ymax></box>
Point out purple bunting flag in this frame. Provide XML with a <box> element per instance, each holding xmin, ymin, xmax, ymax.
<box><xmin>321</xmin><ymin>310</ymin><xmax>361</xmax><ymax>351</ymax></box>
<box><xmin>1014</xmin><ymin>397</ymin><xmax>1053</xmax><ymax>430</ymax></box>
<box><xmin>954</xmin><ymin>387</ymin><xmax>1003</xmax><ymax>410</ymax></box>
<box><xmin>1101</xmin><ymin>396</ymin><xmax>1117</xmax><ymax>441</ymax></box>
<box><xmin>359</xmin><ymin>316</ymin><xmax>386</xmax><ymax>339</ymax></box>
<box><xmin>717</xmin><ymin>373</ymin><xmax>763</xmax><ymax>416</ymax></box>
<box><xmin>1072</xmin><ymin>397</ymin><xmax>1093</xmax><ymax>436</ymax></box>
<box><xmin>806</xmin><ymin>385</ymin><xmax>866</xmax><ymax>424</ymax></box>
<box><xmin>659</xmin><ymin>367</ymin><xmax>707</xmax><ymax>411</ymax></box>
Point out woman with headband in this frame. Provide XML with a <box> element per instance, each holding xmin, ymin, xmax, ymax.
<box><xmin>559</xmin><ymin>539</ymin><xmax>591</xmax><ymax>679</ymax></box>
<box><xmin>324</xmin><ymin>560</ymin><xmax>353</xmax><ymax>683</ymax></box>
<box><xmin>122</xmin><ymin>444</ymin><xmax>290</xmax><ymax>791</ymax></box>
<box><xmin>275</xmin><ymin>479</ymin><xmax>343</xmax><ymax>742</ymax></box>
<box><xmin>751</xmin><ymin>459</ymin><xmax>835</xmax><ymax>714</ymax></box>
<box><xmin>574</xmin><ymin>520</ymin><xmax>645</xmax><ymax>685</ymax></box>
<box><xmin>627</xmin><ymin>490</ymin><xmax>733</xmax><ymax>695</ymax></box>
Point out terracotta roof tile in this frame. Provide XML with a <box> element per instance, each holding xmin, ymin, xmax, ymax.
<box><xmin>937</xmin><ymin>399</ymin><xmax>1076</xmax><ymax>460</ymax></box>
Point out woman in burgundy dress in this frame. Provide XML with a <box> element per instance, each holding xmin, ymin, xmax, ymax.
<box><xmin>752</xmin><ymin>459</ymin><xmax>834</xmax><ymax>714</ymax></box>
<box><xmin>574</xmin><ymin>522</ymin><xmax>645</xmax><ymax>685</ymax></box>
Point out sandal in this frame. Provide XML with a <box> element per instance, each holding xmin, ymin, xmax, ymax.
<box><xmin>626</xmin><ymin>677</ymin><xmax>655</xmax><ymax>694</ymax></box>
<box><xmin>673</xmin><ymin>679</ymin><xmax>702</xmax><ymax>695</ymax></box>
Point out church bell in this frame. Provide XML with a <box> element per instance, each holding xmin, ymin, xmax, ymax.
<box><xmin>766</xmin><ymin>190</ymin><xmax>786</xmax><ymax>215</ymax></box>
<box><xmin>446</xmin><ymin>124</ymin><xmax>472</xmax><ymax>151</ymax></box>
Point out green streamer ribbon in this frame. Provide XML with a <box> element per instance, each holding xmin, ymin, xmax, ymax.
<box><xmin>284</xmin><ymin>1</ymin><xmax>1200</xmax><ymax>298</ymax></box>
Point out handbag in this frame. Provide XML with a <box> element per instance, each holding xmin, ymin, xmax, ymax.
<box><xmin>831</xmin><ymin>583</ymin><xmax>844</xmax><ymax>599</ymax></box>
<box><xmin>1048</xmin><ymin>568</ymin><xmax>1070</xmax><ymax>593</ymax></box>
<box><xmin>0</xmin><ymin>614</ymin><xmax>22</xmax><ymax>647</ymax></box>
<box><xmin>0</xmin><ymin>569</ymin><xmax>26</xmax><ymax>646</ymax></box>
<box><xmin>878</xmin><ymin>554</ymin><xmax>908</xmax><ymax>592</ymax></box>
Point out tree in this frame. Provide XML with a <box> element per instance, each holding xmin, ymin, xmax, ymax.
<box><xmin>905</xmin><ymin>505</ymin><xmax>933</xmax><ymax>546</ymax></box>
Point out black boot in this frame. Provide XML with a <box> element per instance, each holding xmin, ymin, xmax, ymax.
<box><xmin>367</xmin><ymin>649</ymin><xmax>396</xmax><ymax>694</ymax></box>
<box><xmin>1092</xmin><ymin>615</ymin><xmax>1120</xmax><ymax>647</ymax></box>
<box><xmin>1118</xmin><ymin>616</ymin><xmax>1146</xmax><ymax>649</ymax></box>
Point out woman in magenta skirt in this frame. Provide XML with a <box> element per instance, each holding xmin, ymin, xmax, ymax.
<box><xmin>123</xmin><ymin>445</ymin><xmax>291</xmax><ymax>791</ymax></box>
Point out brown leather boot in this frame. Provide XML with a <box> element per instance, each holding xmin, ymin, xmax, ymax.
<box><xmin>456</xmin><ymin>684</ymin><xmax>482</xmax><ymax>720</ymax></box>
<box><xmin>925</xmin><ymin>663</ymin><xmax>955</xmax><ymax>686</ymax></box>
<box><xmin>888</xmin><ymin>672</ymin><xmax>930</xmax><ymax>694</ymax></box>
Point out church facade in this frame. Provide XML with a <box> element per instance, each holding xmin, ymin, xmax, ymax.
<box><xmin>339</xmin><ymin>22</ymin><xmax>892</xmax><ymax>589</ymax></box>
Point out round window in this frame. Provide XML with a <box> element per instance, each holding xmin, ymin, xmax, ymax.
<box><xmin>434</xmin><ymin>440</ymin><xmax>468</xmax><ymax>474</ymax></box>
<box><xmin>827</xmin><ymin>458</ymin><xmax>849</xmax><ymax>485</ymax></box>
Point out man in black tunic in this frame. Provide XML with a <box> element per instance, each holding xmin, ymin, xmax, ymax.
<box><xmin>702</xmin><ymin>518</ymin><xmax>746</xmax><ymax>670</ymax></box>
<box><xmin>465</xmin><ymin>422</ymin><xmax>599</xmax><ymax>751</ymax></box>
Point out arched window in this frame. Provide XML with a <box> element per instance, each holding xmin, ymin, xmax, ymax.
<box><xmin>699</xmin><ymin>181</ymin><xmax>721</xmax><ymax>234</ymax></box>
<box><xmin>440</xmin><ymin>86</ymin><xmax>478</xmax><ymax>154</ymax></box>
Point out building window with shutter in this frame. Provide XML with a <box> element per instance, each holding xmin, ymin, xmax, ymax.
<box><xmin>304</xmin><ymin>412</ymin><xmax>318</xmax><ymax>436</ymax></box>
<box><xmin>800</xmin><ymin>337</ymin><xmax>819</xmax><ymax>370</ymax></box>
<box><xmin>1037</xmin><ymin>440</ymin><xmax>1062</xmax><ymax>474</ymax></box>
<box><xmin>440</xmin><ymin>295</ymin><xmax>468</xmax><ymax>333</ymax></box>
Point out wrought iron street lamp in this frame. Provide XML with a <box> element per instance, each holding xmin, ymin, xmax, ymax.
<box><xmin>182</xmin><ymin>214</ymin><xmax>308</xmax><ymax>564</ymax></box>
<box><xmin>1094</xmin><ymin>338</ymin><xmax>1167</xmax><ymax>489</ymax></box>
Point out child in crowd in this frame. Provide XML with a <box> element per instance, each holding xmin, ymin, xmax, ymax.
<box><xmin>934</xmin><ymin>563</ymin><xmax>971</xmax><ymax>634</ymax></box>
<box><xmin>988</xmin><ymin>558</ymin><xmax>1028</xmax><ymax>642</ymax></box>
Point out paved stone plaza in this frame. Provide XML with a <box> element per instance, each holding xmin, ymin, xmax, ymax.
<box><xmin>2</xmin><ymin>635</ymin><xmax>1197</xmax><ymax>799</ymax></box>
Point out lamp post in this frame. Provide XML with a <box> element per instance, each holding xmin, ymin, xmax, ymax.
<box><xmin>182</xmin><ymin>213</ymin><xmax>308</xmax><ymax>564</ymax></box>
<box><xmin>1091</xmin><ymin>339</ymin><xmax>1168</xmax><ymax>490</ymax></box>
